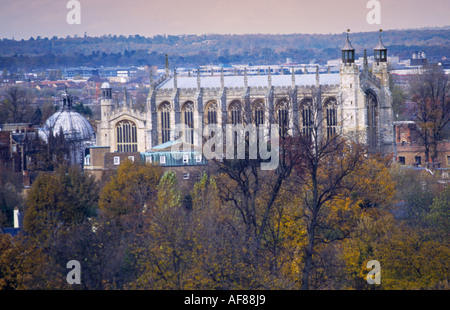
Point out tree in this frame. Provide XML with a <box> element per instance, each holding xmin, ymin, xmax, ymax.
<box><xmin>409</xmin><ymin>64</ymin><xmax>450</xmax><ymax>163</ymax></box>
<box><xmin>0</xmin><ymin>86</ymin><xmax>35</xmax><ymax>123</ymax></box>
<box><xmin>23</xmin><ymin>166</ymin><xmax>99</xmax><ymax>246</ymax></box>
<box><xmin>99</xmin><ymin>160</ymin><xmax>163</xmax><ymax>218</ymax></box>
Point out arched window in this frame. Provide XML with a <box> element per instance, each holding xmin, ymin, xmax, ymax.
<box><xmin>182</xmin><ymin>101</ymin><xmax>194</xmax><ymax>144</ymax></box>
<box><xmin>206</xmin><ymin>101</ymin><xmax>218</xmax><ymax>125</ymax></box>
<box><xmin>229</xmin><ymin>100</ymin><xmax>242</xmax><ymax>125</ymax></box>
<box><xmin>252</xmin><ymin>100</ymin><xmax>265</xmax><ymax>126</ymax></box>
<box><xmin>276</xmin><ymin>99</ymin><xmax>289</xmax><ymax>136</ymax></box>
<box><xmin>159</xmin><ymin>102</ymin><xmax>171</xmax><ymax>144</ymax></box>
<box><xmin>301</xmin><ymin>98</ymin><xmax>314</xmax><ymax>140</ymax></box>
<box><xmin>205</xmin><ymin>101</ymin><xmax>219</xmax><ymax>139</ymax></box>
<box><xmin>366</xmin><ymin>91</ymin><xmax>378</xmax><ymax>148</ymax></box>
<box><xmin>325</xmin><ymin>97</ymin><xmax>338</xmax><ymax>139</ymax></box>
<box><xmin>116</xmin><ymin>120</ymin><xmax>137</xmax><ymax>152</ymax></box>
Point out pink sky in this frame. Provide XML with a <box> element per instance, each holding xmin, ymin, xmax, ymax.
<box><xmin>0</xmin><ymin>0</ymin><xmax>449</xmax><ymax>39</ymax></box>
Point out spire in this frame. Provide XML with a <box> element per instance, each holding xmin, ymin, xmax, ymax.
<box><xmin>291</xmin><ymin>67</ymin><xmax>295</xmax><ymax>88</ymax></box>
<box><xmin>173</xmin><ymin>68</ymin><xmax>178</xmax><ymax>89</ymax></box>
<box><xmin>342</xmin><ymin>28</ymin><xmax>355</xmax><ymax>65</ymax></box>
<box><xmin>165</xmin><ymin>54</ymin><xmax>169</xmax><ymax>78</ymax></box>
<box><xmin>123</xmin><ymin>87</ymin><xmax>128</xmax><ymax>106</ymax></box>
<box><xmin>244</xmin><ymin>67</ymin><xmax>248</xmax><ymax>88</ymax></box>
<box><xmin>220</xmin><ymin>67</ymin><xmax>224</xmax><ymax>89</ymax></box>
<box><xmin>268</xmin><ymin>67</ymin><xmax>272</xmax><ymax>87</ymax></box>
<box><xmin>315</xmin><ymin>66</ymin><xmax>320</xmax><ymax>88</ymax></box>
<box><xmin>149</xmin><ymin>67</ymin><xmax>154</xmax><ymax>90</ymax></box>
<box><xmin>363</xmin><ymin>49</ymin><xmax>369</xmax><ymax>72</ymax></box>
<box><xmin>374</xmin><ymin>29</ymin><xmax>387</xmax><ymax>64</ymax></box>
<box><xmin>197</xmin><ymin>68</ymin><xmax>201</xmax><ymax>89</ymax></box>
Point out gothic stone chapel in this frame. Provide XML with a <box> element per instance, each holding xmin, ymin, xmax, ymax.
<box><xmin>96</xmin><ymin>33</ymin><xmax>395</xmax><ymax>157</ymax></box>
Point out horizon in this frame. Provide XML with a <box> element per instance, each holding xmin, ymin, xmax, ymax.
<box><xmin>2</xmin><ymin>25</ymin><xmax>450</xmax><ymax>41</ymax></box>
<box><xmin>1</xmin><ymin>0</ymin><xmax>450</xmax><ymax>40</ymax></box>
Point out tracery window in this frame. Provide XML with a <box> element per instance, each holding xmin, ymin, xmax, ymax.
<box><xmin>206</xmin><ymin>101</ymin><xmax>218</xmax><ymax>126</ymax></box>
<box><xmin>301</xmin><ymin>98</ymin><xmax>314</xmax><ymax>140</ymax></box>
<box><xmin>366</xmin><ymin>91</ymin><xmax>378</xmax><ymax>148</ymax></box>
<box><xmin>159</xmin><ymin>102</ymin><xmax>171</xmax><ymax>144</ymax></box>
<box><xmin>116</xmin><ymin>120</ymin><xmax>137</xmax><ymax>152</ymax></box>
<box><xmin>182</xmin><ymin>101</ymin><xmax>194</xmax><ymax>144</ymax></box>
<box><xmin>229</xmin><ymin>100</ymin><xmax>242</xmax><ymax>125</ymax></box>
<box><xmin>252</xmin><ymin>100</ymin><xmax>265</xmax><ymax>126</ymax></box>
<box><xmin>325</xmin><ymin>97</ymin><xmax>338</xmax><ymax>139</ymax></box>
<box><xmin>276</xmin><ymin>99</ymin><xmax>289</xmax><ymax>137</ymax></box>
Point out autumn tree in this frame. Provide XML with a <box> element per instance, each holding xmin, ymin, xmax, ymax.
<box><xmin>99</xmin><ymin>159</ymin><xmax>163</xmax><ymax>218</ymax></box>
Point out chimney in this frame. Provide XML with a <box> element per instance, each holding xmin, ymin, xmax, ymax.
<box><xmin>14</xmin><ymin>207</ymin><xmax>20</xmax><ymax>228</ymax></box>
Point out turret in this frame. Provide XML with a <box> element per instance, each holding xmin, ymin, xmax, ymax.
<box><xmin>372</xmin><ymin>30</ymin><xmax>389</xmax><ymax>86</ymax></box>
<box><xmin>342</xmin><ymin>29</ymin><xmax>355</xmax><ymax>65</ymax></box>
<box><xmin>100</xmin><ymin>82</ymin><xmax>113</xmax><ymax>117</ymax></box>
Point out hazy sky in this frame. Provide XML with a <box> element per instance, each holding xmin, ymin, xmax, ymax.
<box><xmin>1</xmin><ymin>0</ymin><xmax>449</xmax><ymax>39</ymax></box>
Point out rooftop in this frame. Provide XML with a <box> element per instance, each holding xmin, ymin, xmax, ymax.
<box><xmin>157</xmin><ymin>73</ymin><xmax>340</xmax><ymax>90</ymax></box>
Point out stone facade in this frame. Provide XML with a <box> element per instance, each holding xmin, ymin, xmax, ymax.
<box><xmin>96</xmin><ymin>35</ymin><xmax>395</xmax><ymax>157</ymax></box>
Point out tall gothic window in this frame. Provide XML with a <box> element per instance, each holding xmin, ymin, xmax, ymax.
<box><xmin>205</xmin><ymin>101</ymin><xmax>219</xmax><ymax>139</ymax></box>
<box><xmin>301</xmin><ymin>98</ymin><xmax>314</xmax><ymax>140</ymax></box>
<box><xmin>276</xmin><ymin>99</ymin><xmax>289</xmax><ymax>137</ymax></box>
<box><xmin>182</xmin><ymin>101</ymin><xmax>194</xmax><ymax>144</ymax></box>
<box><xmin>159</xmin><ymin>102</ymin><xmax>171</xmax><ymax>144</ymax></box>
<box><xmin>325</xmin><ymin>97</ymin><xmax>338</xmax><ymax>139</ymax></box>
<box><xmin>229</xmin><ymin>100</ymin><xmax>242</xmax><ymax>125</ymax></box>
<box><xmin>366</xmin><ymin>91</ymin><xmax>378</xmax><ymax>148</ymax></box>
<box><xmin>252</xmin><ymin>100</ymin><xmax>265</xmax><ymax>126</ymax></box>
<box><xmin>116</xmin><ymin>120</ymin><xmax>137</xmax><ymax>152</ymax></box>
<box><xmin>206</xmin><ymin>101</ymin><xmax>218</xmax><ymax>125</ymax></box>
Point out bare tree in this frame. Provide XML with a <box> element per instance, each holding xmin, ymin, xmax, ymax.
<box><xmin>292</xmin><ymin>85</ymin><xmax>367</xmax><ymax>290</ymax></box>
<box><xmin>409</xmin><ymin>64</ymin><xmax>450</xmax><ymax>164</ymax></box>
<box><xmin>1</xmin><ymin>86</ymin><xmax>35</xmax><ymax>123</ymax></box>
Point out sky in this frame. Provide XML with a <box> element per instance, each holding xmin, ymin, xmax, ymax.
<box><xmin>0</xmin><ymin>0</ymin><xmax>449</xmax><ymax>39</ymax></box>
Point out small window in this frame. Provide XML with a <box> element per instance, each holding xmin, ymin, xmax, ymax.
<box><xmin>195</xmin><ymin>154</ymin><xmax>202</xmax><ymax>163</ymax></box>
<box><xmin>398</xmin><ymin>156</ymin><xmax>405</xmax><ymax>165</ymax></box>
<box><xmin>114</xmin><ymin>156</ymin><xmax>120</xmax><ymax>166</ymax></box>
<box><xmin>447</xmin><ymin>155</ymin><xmax>450</xmax><ymax>166</ymax></box>
<box><xmin>146</xmin><ymin>156</ymin><xmax>152</xmax><ymax>164</ymax></box>
<box><xmin>183</xmin><ymin>173</ymin><xmax>190</xmax><ymax>180</ymax></box>
<box><xmin>160</xmin><ymin>156</ymin><xmax>166</xmax><ymax>164</ymax></box>
<box><xmin>128</xmin><ymin>156</ymin><xmax>135</xmax><ymax>162</ymax></box>
<box><xmin>415</xmin><ymin>156</ymin><xmax>421</xmax><ymax>165</ymax></box>
<box><xmin>183</xmin><ymin>155</ymin><xmax>189</xmax><ymax>164</ymax></box>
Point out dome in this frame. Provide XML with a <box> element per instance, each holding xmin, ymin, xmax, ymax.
<box><xmin>40</xmin><ymin>111</ymin><xmax>95</xmax><ymax>142</ymax></box>
<box><xmin>101</xmin><ymin>82</ymin><xmax>111</xmax><ymax>89</ymax></box>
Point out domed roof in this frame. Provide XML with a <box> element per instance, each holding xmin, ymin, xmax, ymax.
<box><xmin>101</xmin><ymin>82</ymin><xmax>111</xmax><ymax>89</ymax></box>
<box><xmin>40</xmin><ymin>110</ymin><xmax>95</xmax><ymax>142</ymax></box>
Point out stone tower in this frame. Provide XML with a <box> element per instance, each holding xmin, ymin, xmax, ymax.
<box><xmin>100</xmin><ymin>82</ymin><xmax>113</xmax><ymax>118</ymax></box>
<box><xmin>339</xmin><ymin>30</ymin><xmax>365</xmax><ymax>141</ymax></box>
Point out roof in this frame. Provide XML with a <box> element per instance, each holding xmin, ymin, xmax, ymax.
<box><xmin>374</xmin><ymin>36</ymin><xmax>387</xmax><ymax>51</ymax></box>
<box><xmin>101</xmin><ymin>82</ymin><xmax>111</xmax><ymax>89</ymax></box>
<box><xmin>157</xmin><ymin>73</ymin><xmax>340</xmax><ymax>90</ymax></box>
<box><xmin>40</xmin><ymin>111</ymin><xmax>95</xmax><ymax>142</ymax></box>
<box><xmin>0</xmin><ymin>227</ymin><xmax>22</xmax><ymax>236</ymax></box>
<box><xmin>342</xmin><ymin>34</ymin><xmax>354</xmax><ymax>51</ymax></box>
<box><xmin>150</xmin><ymin>139</ymin><xmax>201</xmax><ymax>152</ymax></box>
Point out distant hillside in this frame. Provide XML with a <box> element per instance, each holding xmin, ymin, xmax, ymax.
<box><xmin>1</xmin><ymin>28</ymin><xmax>449</xmax><ymax>71</ymax></box>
